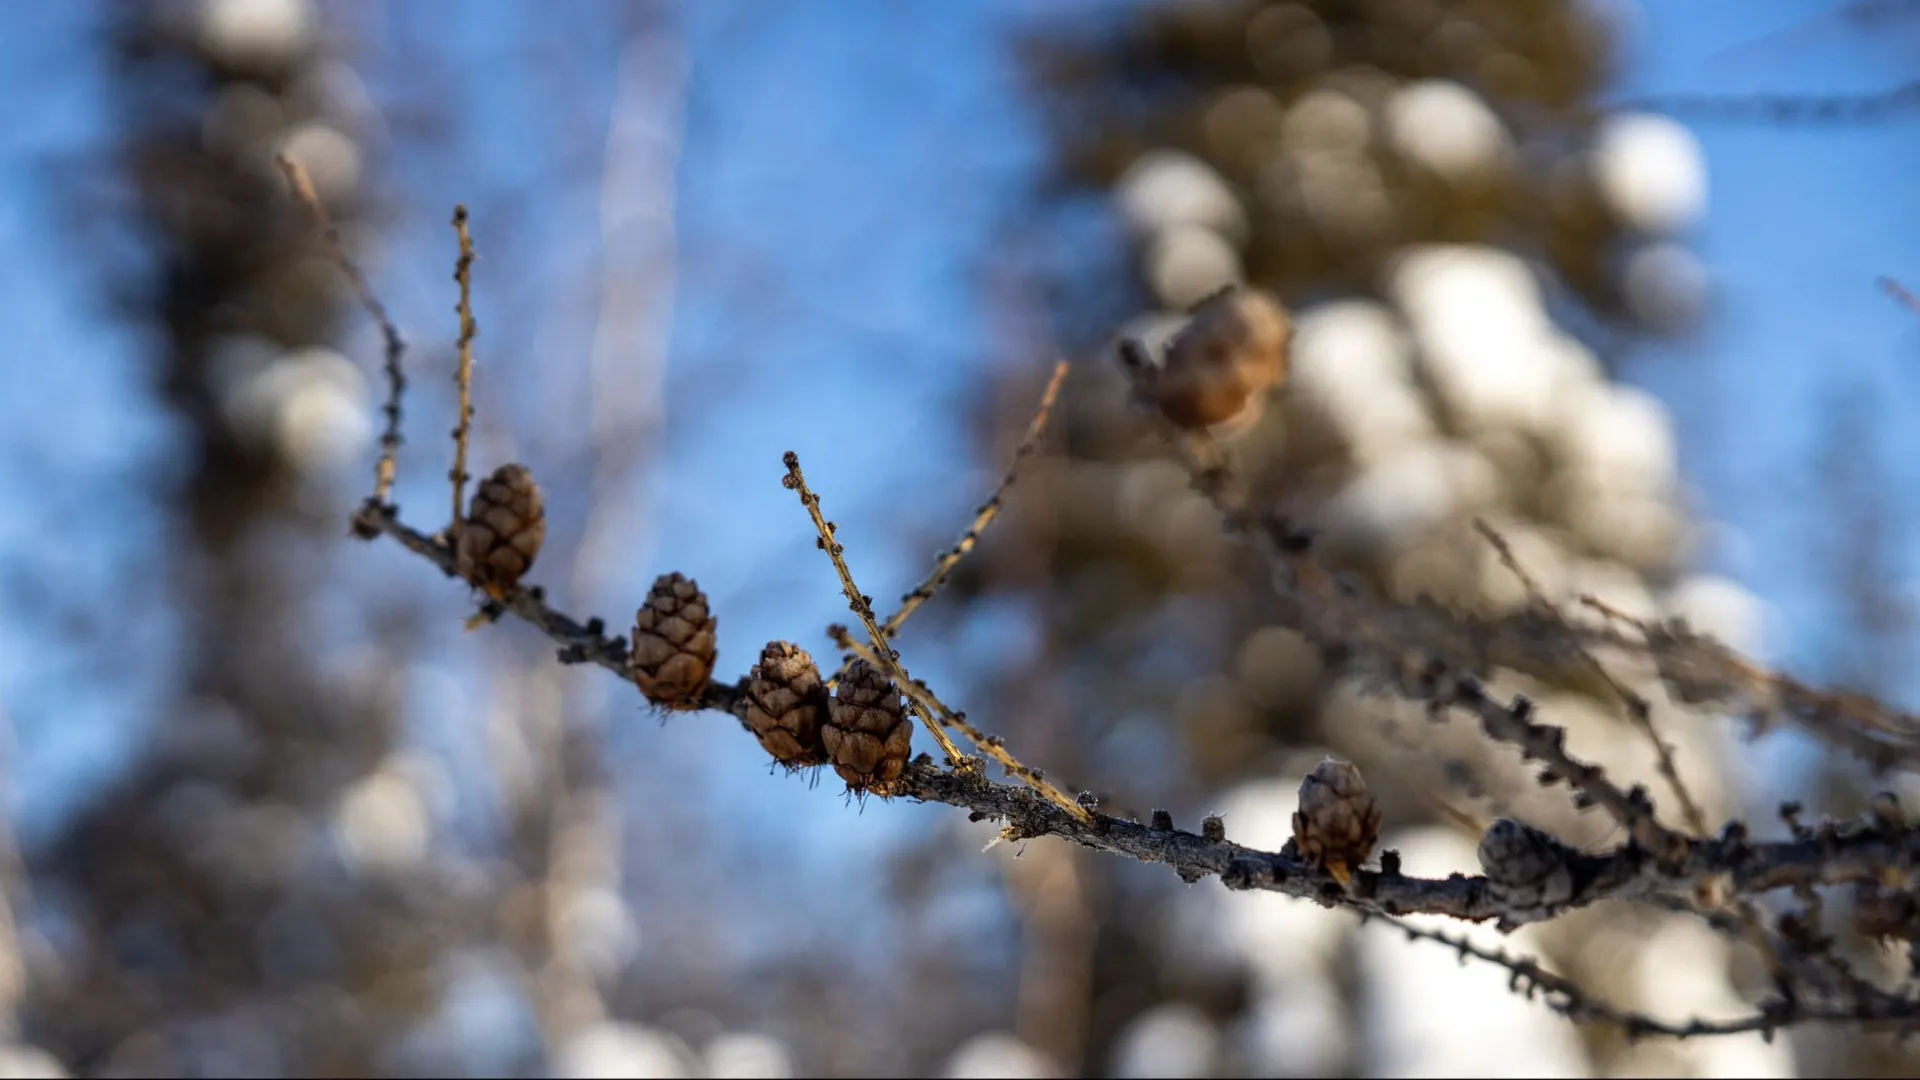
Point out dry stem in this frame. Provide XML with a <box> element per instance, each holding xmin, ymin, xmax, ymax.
<box><xmin>450</xmin><ymin>205</ymin><xmax>478</xmax><ymax>534</ymax></box>
<box><xmin>828</xmin><ymin>358</ymin><xmax>1070</xmax><ymax>691</ymax></box>
<box><xmin>1473</xmin><ymin>518</ymin><xmax>1707</xmax><ymax>834</ymax></box>
<box><xmin>881</xmin><ymin>360</ymin><xmax>1068</xmax><ymax>639</ymax></box>
<box><xmin>309</xmin><ymin>191</ymin><xmax>1920</xmax><ymax>1040</ymax></box>
<box><xmin>781</xmin><ymin>452</ymin><xmax>971</xmax><ymax>770</ymax></box>
<box><xmin>276</xmin><ymin>154</ymin><xmax>407</xmax><ymax>517</ymax></box>
<box><xmin>836</xmin><ymin>631</ymin><xmax>1093</xmax><ymax>823</ymax></box>
<box><xmin>1473</xmin><ymin>519</ymin><xmax>1789</xmax><ymax>989</ymax></box>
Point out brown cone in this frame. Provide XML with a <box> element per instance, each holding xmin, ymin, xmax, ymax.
<box><xmin>1291</xmin><ymin>757</ymin><xmax>1381</xmax><ymax>886</ymax></box>
<box><xmin>457</xmin><ymin>463</ymin><xmax>546</xmax><ymax>597</ymax></box>
<box><xmin>824</xmin><ymin>659</ymin><xmax>912</xmax><ymax>795</ymax></box>
<box><xmin>1153</xmin><ymin>286</ymin><xmax>1293</xmax><ymax>430</ymax></box>
<box><xmin>629</xmin><ymin>572</ymin><xmax>718</xmax><ymax>710</ymax></box>
<box><xmin>744</xmin><ymin>641</ymin><xmax>828</xmax><ymax>768</ymax></box>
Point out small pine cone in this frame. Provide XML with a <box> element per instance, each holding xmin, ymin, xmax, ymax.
<box><xmin>457</xmin><ymin>463</ymin><xmax>546</xmax><ymax>596</ymax></box>
<box><xmin>1153</xmin><ymin>286</ymin><xmax>1293</xmax><ymax>430</ymax></box>
<box><xmin>629</xmin><ymin>573</ymin><xmax>717</xmax><ymax>709</ymax></box>
<box><xmin>744</xmin><ymin>641</ymin><xmax>828</xmax><ymax>768</ymax></box>
<box><xmin>1291</xmin><ymin>757</ymin><xmax>1381</xmax><ymax>886</ymax></box>
<box><xmin>824</xmin><ymin>659</ymin><xmax>912</xmax><ymax>795</ymax></box>
<box><xmin>1477</xmin><ymin>818</ymin><xmax>1577</xmax><ymax>922</ymax></box>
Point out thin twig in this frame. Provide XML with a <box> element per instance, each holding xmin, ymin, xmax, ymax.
<box><xmin>1113</xmin><ymin>341</ymin><xmax>1681</xmax><ymax>859</ymax></box>
<box><xmin>1583</xmin><ymin>593</ymin><xmax>1920</xmax><ymax>771</ymax></box>
<box><xmin>303</xmin><ymin>191</ymin><xmax>1920</xmax><ymax>1039</ymax></box>
<box><xmin>450</xmin><ymin>205</ymin><xmax>478</xmax><ymax>534</ymax></box>
<box><xmin>1474</xmin><ymin>519</ymin><xmax>1708</xmax><ymax>834</ymax></box>
<box><xmin>1374</xmin><ymin>914</ymin><xmax>1802</xmax><ymax>1039</ymax></box>
<box><xmin>836</xmin><ymin>631</ymin><xmax>1093</xmax><ymax>823</ymax></box>
<box><xmin>781</xmin><ymin>451</ymin><xmax>973</xmax><ymax>771</ymax></box>
<box><xmin>1473</xmin><ymin>519</ymin><xmax>1797</xmax><ymax>991</ymax></box>
<box><xmin>276</xmin><ymin>154</ymin><xmax>407</xmax><ymax>521</ymax></box>
<box><xmin>829</xmin><ymin>358</ymin><xmax>1070</xmax><ymax>691</ymax></box>
<box><xmin>886</xmin><ymin>360</ymin><xmax>1067</xmax><ymax>637</ymax></box>
<box><xmin>1610</xmin><ymin>80</ymin><xmax>1920</xmax><ymax>125</ymax></box>
<box><xmin>352</xmin><ymin>499</ymin><xmax>1920</xmax><ymax>1033</ymax></box>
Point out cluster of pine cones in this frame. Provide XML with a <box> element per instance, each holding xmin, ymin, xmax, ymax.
<box><xmin>455</xmin><ymin>464</ymin><xmax>1387</xmax><ymax>860</ymax></box>
<box><xmin>455</xmin><ymin>463</ymin><xmax>915</xmax><ymax>796</ymax></box>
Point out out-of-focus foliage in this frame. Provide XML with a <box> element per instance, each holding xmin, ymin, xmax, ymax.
<box><xmin>1022</xmin><ymin>0</ymin><xmax>1707</xmax><ymax>335</ymax></box>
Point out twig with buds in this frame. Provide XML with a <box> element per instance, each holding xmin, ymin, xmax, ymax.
<box><xmin>295</xmin><ymin>186</ymin><xmax>1920</xmax><ymax>1039</ymax></box>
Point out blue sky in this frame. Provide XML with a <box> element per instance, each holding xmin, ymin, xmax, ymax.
<box><xmin>0</xmin><ymin>0</ymin><xmax>1916</xmax><ymax>847</ymax></box>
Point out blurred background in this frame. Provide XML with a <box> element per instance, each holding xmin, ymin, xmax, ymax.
<box><xmin>0</xmin><ymin>0</ymin><xmax>1917</xmax><ymax>1075</ymax></box>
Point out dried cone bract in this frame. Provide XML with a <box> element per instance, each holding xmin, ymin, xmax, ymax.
<box><xmin>1152</xmin><ymin>286</ymin><xmax>1292</xmax><ymax>430</ymax></box>
<box><xmin>824</xmin><ymin>659</ymin><xmax>912</xmax><ymax>795</ymax></box>
<box><xmin>457</xmin><ymin>463</ymin><xmax>546</xmax><ymax>597</ymax></box>
<box><xmin>1291</xmin><ymin>757</ymin><xmax>1382</xmax><ymax>886</ymax></box>
<box><xmin>744</xmin><ymin>641</ymin><xmax>828</xmax><ymax>768</ymax></box>
<box><xmin>629</xmin><ymin>573</ymin><xmax>718</xmax><ymax>710</ymax></box>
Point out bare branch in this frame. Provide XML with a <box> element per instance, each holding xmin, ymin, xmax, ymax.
<box><xmin>882</xmin><ymin>359</ymin><xmax>1069</xmax><ymax>641</ymax></box>
<box><xmin>450</xmin><ymin>205</ymin><xmax>478</xmax><ymax>535</ymax></box>
<box><xmin>276</xmin><ymin>153</ymin><xmax>407</xmax><ymax>523</ymax></box>
<box><xmin>781</xmin><ymin>452</ymin><xmax>973</xmax><ymax>770</ymax></box>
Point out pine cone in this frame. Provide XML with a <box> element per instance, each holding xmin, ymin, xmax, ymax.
<box><xmin>1152</xmin><ymin>286</ymin><xmax>1293</xmax><ymax>430</ymax></box>
<box><xmin>744</xmin><ymin>641</ymin><xmax>828</xmax><ymax>768</ymax></box>
<box><xmin>457</xmin><ymin>463</ymin><xmax>546</xmax><ymax>596</ymax></box>
<box><xmin>1476</xmin><ymin>818</ymin><xmax>1577</xmax><ymax>919</ymax></box>
<box><xmin>824</xmin><ymin>659</ymin><xmax>912</xmax><ymax>795</ymax></box>
<box><xmin>629</xmin><ymin>573</ymin><xmax>717</xmax><ymax>709</ymax></box>
<box><xmin>1291</xmin><ymin>757</ymin><xmax>1381</xmax><ymax>886</ymax></box>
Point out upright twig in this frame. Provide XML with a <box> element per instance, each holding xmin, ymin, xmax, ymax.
<box><xmin>885</xmin><ymin>360</ymin><xmax>1068</xmax><ymax>638</ymax></box>
<box><xmin>1473</xmin><ymin>519</ymin><xmax>1708</xmax><ymax>834</ymax></box>
<box><xmin>1475</xmin><ymin>521</ymin><xmax>1793</xmax><ymax>990</ymax></box>
<box><xmin>1580</xmin><ymin>591</ymin><xmax>1920</xmax><ymax>770</ymax></box>
<box><xmin>835</xmin><ymin>630</ymin><xmax>1094</xmax><ymax>823</ymax></box>
<box><xmin>450</xmin><ymin>206</ymin><xmax>479</xmax><ymax>535</ymax></box>
<box><xmin>781</xmin><ymin>451</ymin><xmax>973</xmax><ymax>771</ymax></box>
<box><xmin>292</xmin><ymin>188</ymin><xmax>1920</xmax><ymax>1041</ymax></box>
<box><xmin>276</xmin><ymin>154</ymin><xmax>407</xmax><ymax>520</ymax></box>
<box><xmin>828</xmin><ymin>359</ymin><xmax>1071</xmax><ymax>691</ymax></box>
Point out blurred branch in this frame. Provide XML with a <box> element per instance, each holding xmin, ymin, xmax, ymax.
<box><xmin>1881</xmin><ymin>276</ymin><xmax>1920</xmax><ymax>317</ymax></box>
<box><xmin>451</xmin><ymin>205</ymin><xmax>478</xmax><ymax>534</ymax></box>
<box><xmin>276</xmin><ymin>155</ymin><xmax>408</xmax><ymax>514</ymax></box>
<box><xmin>1611</xmin><ymin>80</ymin><xmax>1920</xmax><ymax>124</ymax></box>
<box><xmin>351</xmin><ymin>499</ymin><xmax>1920</xmax><ymax>1038</ymax></box>
<box><xmin>309</xmin><ymin>170</ymin><xmax>1920</xmax><ymax>1037</ymax></box>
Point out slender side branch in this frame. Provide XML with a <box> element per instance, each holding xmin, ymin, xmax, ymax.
<box><xmin>276</xmin><ymin>154</ymin><xmax>407</xmax><ymax>521</ymax></box>
<box><xmin>837</xmin><ymin>631</ymin><xmax>1093</xmax><ymax>823</ymax></box>
<box><xmin>307</xmin><ymin>192</ymin><xmax>1920</xmax><ymax>1039</ymax></box>
<box><xmin>1115</xmin><ymin>339</ymin><xmax>1684</xmax><ymax>858</ymax></box>
<box><xmin>781</xmin><ymin>452</ymin><xmax>973</xmax><ymax>771</ymax></box>
<box><xmin>1375</xmin><ymin>915</ymin><xmax>1809</xmax><ymax>1040</ymax></box>
<box><xmin>450</xmin><ymin>205</ymin><xmax>478</xmax><ymax>534</ymax></box>
<box><xmin>885</xmin><ymin>359</ymin><xmax>1068</xmax><ymax>639</ymax></box>
<box><xmin>1476</xmin><ymin>519</ymin><xmax>1794</xmax><ymax>989</ymax></box>
<box><xmin>353</xmin><ymin>495</ymin><xmax>1920</xmax><ymax>1032</ymax></box>
<box><xmin>1582</xmin><ymin>594</ymin><xmax>1920</xmax><ymax>770</ymax></box>
<box><xmin>1474</xmin><ymin>519</ymin><xmax>1707</xmax><ymax>835</ymax></box>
